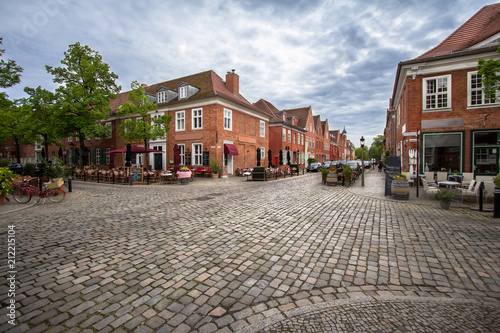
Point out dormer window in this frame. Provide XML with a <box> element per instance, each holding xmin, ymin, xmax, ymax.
<box><xmin>179</xmin><ymin>86</ymin><xmax>188</xmax><ymax>99</ymax></box>
<box><xmin>156</xmin><ymin>87</ymin><xmax>178</xmax><ymax>104</ymax></box>
<box><xmin>158</xmin><ymin>91</ymin><xmax>167</xmax><ymax>103</ymax></box>
<box><xmin>178</xmin><ymin>83</ymin><xmax>200</xmax><ymax>100</ymax></box>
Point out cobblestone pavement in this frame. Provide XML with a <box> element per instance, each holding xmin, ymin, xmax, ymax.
<box><xmin>0</xmin><ymin>170</ymin><xmax>499</xmax><ymax>332</ymax></box>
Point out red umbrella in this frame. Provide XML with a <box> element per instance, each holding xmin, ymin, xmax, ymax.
<box><xmin>173</xmin><ymin>144</ymin><xmax>180</xmax><ymax>166</ymax></box>
<box><xmin>105</xmin><ymin>146</ymin><xmax>163</xmax><ymax>154</ymax></box>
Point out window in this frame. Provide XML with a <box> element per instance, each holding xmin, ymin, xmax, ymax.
<box><xmin>260</xmin><ymin>120</ymin><xmax>265</xmax><ymax>137</ymax></box>
<box><xmin>294</xmin><ymin>133</ymin><xmax>296</xmax><ymax>144</ymax></box>
<box><xmin>288</xmin><ymin>130</ymin><xmax>291</xmax><ymax>143</ymax></box>
<box><xmin>176</xmin><ymin>111</ymin><xmax>185</xmax><ymax>131</ymax></box>
<box><xmin>473</xmin><ymin>131</ymin><xmax>500</xmax><ymax>175</ymax></box>
<box><xmin>282</xmin><ymin>128</ymin><xmax>286</xmax><ymax>142</ymax></box>
<box><xmin>157</xmin><ymin>91</ymin><xmax>167</xmax><ymax>103</ymax></box>
<box><xmin>468</xmin><ymin>72</ymin><xmax>497</xmax><ymax>106</ymax></box>
<box><xmin>68</xmin><ymin>136</ymin><xmax>72</xmax><ymax>143</ymax></box>
<box><xmin>423</xmin><ymin>132</ymin><xmax>462</xmax><ymax>173</ymax></box>
<box><xmin>193</xmin><ymin>143</ymin><xmax>202</xmax><ymax>165</ymax></box>
<box><xmin>179</xmin><ymin>144</ymin><xmax>185</xmax><ymax>165</ymax></box>
<box><xmin>301</xmin><ymin>134</ymin><xmax>304</xmax><ymax>145</ymax></box>
<box><xmin>224</xmin><ymin>109</ymin><xmax>232</xmax><ymax>130</ymax></box>
<box><xmin>423</xmin><ymin>75</ymin><xmax>451</xmax><ymax>110</ymax></box>
<box><xmin>192</xmin><ymin>108</ymin><xmax>202</xmax><ymax>129</ymax></box>
<box><xmin>105</xmin><ymin>148</ymin><xmax>111</xmax><ymax>165</ymax></box>
<box><xmin>179</xmin><ymin>86</ymin><xmax>188</xmax><ymax>99</ymax></box>
<box><xmin>260</xmin><ymin>147</ymin><xmax>265</xmax><ymax>160</ymax></box>
<box><xmin>95</xmin><ymin>149</ymin><xmax>101</xmax><ymax>165</ymax></box>
<box><xmin>105</xmin><ymin>122</ymin><xmax>112</xmax><ymax>139</ymax></box>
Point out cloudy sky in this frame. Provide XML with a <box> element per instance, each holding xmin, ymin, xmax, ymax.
<box><xmin>0</xmin><ymin>0</ymin><xmax>494</xmax><ymax>147</ymax></box>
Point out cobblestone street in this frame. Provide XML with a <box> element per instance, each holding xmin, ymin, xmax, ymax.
<box><xmin>1</xmin><ymin>170</ymin><xmax>499</xmax><ymax>332</ymax></box>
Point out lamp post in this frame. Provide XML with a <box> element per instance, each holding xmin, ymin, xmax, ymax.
<box><xmin>360</xmin><ymin>136</ymin><xmax>365</xmax><ymax>186</ymax></box>
<box><xmin>68</xmin><ymin>142</ymin><xmax>75</xmax><ymax>192</ymax></box>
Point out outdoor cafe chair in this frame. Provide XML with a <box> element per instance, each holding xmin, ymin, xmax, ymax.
<box><xmin>436</xmin><ymin>171</ymin><xmax>448</xmax><ymax>183</ymax></box>
<box><xmin>421</xmin><ymin>178</ymin><xmax>438</xmax><ymax>198</ymax></box>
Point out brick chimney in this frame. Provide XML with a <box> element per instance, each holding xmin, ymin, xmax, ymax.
<box><xmin>226</xmin><ymin>69</ymin><xmax>239</xmax><ymax>95</ymax></box>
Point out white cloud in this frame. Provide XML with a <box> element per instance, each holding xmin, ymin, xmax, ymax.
<box><xmin>0</xmin><ymin>0</ymin><xmax>494</xmax><ymax>147</ymax></box>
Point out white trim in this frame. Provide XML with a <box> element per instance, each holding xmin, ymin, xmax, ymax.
<box><xmin>192</xmin><ymin>108</ymin><xmax>203</xmax><ymax>130</ymax></box>
<box><xmin>422</xmin><ymin>74</ymin><xmax>452</xmax><ymax>111</ymax></box>
<box><xmin>224</xmin><ymin>108</ymin><xmax>232</xmax><ymax>131</ymax></box>
<box><xmin>175</xmin><ymin>110</ymin><xmax>185</xmax><ymax>132</ymax></box>
<box><xmin>467</xmin><ymin>71</ymin><xmax>500</xmax><ymax>108</ymax></box>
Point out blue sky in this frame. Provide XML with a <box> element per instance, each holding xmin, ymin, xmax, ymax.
<box><xmin>0</xmin><ymin>0</ymin><xmax>495</xmax><ymax>147</ymax></box>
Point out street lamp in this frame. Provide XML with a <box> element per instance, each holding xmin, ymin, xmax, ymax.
<box><xmin>360</xmin><ymin>136</ymin><xmax>365</xmax><ymax>186</ymax></box>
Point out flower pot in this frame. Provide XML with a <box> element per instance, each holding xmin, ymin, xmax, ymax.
<box><xmin>211</xmin><ymin>173</ymin><xmax>219</xmax><ymax>179</ymax></box>
<box><xmin>326</xmin><ymin>172</ymin><xmax>338</xmax><ymax>186</ymax></box>
<box><xmin>391</xmin><ymin>179</ymin><xmax>409</xmax><ymax>200</ymax></box>
<box><xmin>440</xmin><ymin>201</ymin><xmax>451</xmax><ymax>210</ymax></box>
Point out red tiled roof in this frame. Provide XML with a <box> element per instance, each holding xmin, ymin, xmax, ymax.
<box><xmin>254</xmin><ymin>99</ymin><xmax>281</xmax><ymax>120</ymax></box>
<box><xmin>112</xmin><ymin>70</ymin><xmax>266</xmax><ymax>116</ymax></box>
<box><xmin>417</xmin><ymin>3</ymin><xmax>500</xmax><ymax>60</ymax></box>
<box><xmin>282</xmin><ymin>106</ymin><xmax>312</xmax><ymax>129</ymax></box>
<box><xmin>109</xmin><ymin>91</ymin><xmax>131</xmax><ymax>114</ymax></box>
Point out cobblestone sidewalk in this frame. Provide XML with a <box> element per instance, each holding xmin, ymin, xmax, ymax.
<box><xmin>0</xmin><ymin>171</ymin><xmax>499</xmax><ymax>332</ymax></box>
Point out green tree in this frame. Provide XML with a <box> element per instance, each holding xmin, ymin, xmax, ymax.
<box><xmin>368</xmin><ymin>135</ymin><xmax>384</xmax><ymax>161</ymax></box>
<box><xmin>478</xmin><ymin>47</ymin><xmax>500</xmax><ymax>99</ymax></box>
<box><xmin>21</xmin><ymin>86</ymin><xmax>64</xmax><ymax>156</ymax></box>
<box><xmin>46</xmin><ymin>42</ymin><xmax>120</xmax><ymax>166</ymax></box>
<box><xmin>0</xmin><ymin>37</ymin><xmax>24</xmax><ymax>162</ymax></box>
<box><xmin>0</xmin><ymin>101</ymin><xmax>26</xmax><ymax>163</ymax></box>
<box><xmin>117</xmin><ymin>81</ymin><xmax>172</xmax><ymax>169</ymax></box>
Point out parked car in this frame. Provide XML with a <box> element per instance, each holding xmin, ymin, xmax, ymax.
<box><xmin>307</xmin><ymin>162</ymin><xmax>322</xmax><ymax>172</ymax></box>
<box><xmin>7</xmin><ymin>163</ymin><xmax>24</xmax><ymax>175</ymax></box>
<box><xmin>322</xmin><ymin>161</ymin><xmax>332</xmax><ymax>168</ymax></box>
<box><xmin>345</xmin><ymin>161</ymin><xmax>361</xmax><ymax>173</ymax></box>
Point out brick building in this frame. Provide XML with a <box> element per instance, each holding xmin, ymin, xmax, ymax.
<box><xmin>386</xmin><ymin>3</ymin><xmax>500</xmax><ymax>176</ymax></box>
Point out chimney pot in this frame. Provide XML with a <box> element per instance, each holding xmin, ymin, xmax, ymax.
<box><xmin>226</xmin><ymin>70</ymin><xmax>239</xmax><ymax>95</ymax></box>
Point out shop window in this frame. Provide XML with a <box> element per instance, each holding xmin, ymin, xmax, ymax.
<box><xmin>473</xmin><ymin>131</ymin><xmax>499</xmax><ymax>175</ymax></box>
<box><xmin>423</xmin><ymin>133</ymin><xmax>462</xmax><ymax>172</ymax></box>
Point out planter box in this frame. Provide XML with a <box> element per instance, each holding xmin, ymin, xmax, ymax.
<box><xmin>47</xmin><ymin>178</ymin><xmax>64</xmax><ymax>189</ymax></box>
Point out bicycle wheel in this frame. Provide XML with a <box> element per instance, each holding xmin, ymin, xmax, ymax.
<box><xmin>12</xmin><ymin>188</ymin><xmax>32</xmax><ymax>204</ymax></box>
<box><xmin>47</xmin><ymin>188</ymin><xmax>66</xmax><ymax>203</ymax></box>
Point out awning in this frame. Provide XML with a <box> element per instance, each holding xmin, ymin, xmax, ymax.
<box><xmin>224</xmin><ymin>144</ymin><xmax>238</xmax><ymax>156</ymax></box>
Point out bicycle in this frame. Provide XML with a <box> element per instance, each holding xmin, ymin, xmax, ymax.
<box><xmin>12</xmin><ymin>177</ymin><xmax>66</xmax><ymax>204</ymax></box>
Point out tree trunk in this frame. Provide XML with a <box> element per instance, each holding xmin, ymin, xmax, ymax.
<box><xmin>14</xmin><ymin>137</ymin><xmax>21</xmax><ymax>164</ymax></box>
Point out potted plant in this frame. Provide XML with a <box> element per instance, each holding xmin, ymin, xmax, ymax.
<box><xmin>321</xmin><ymin>167</ymin><xmax>329</xmax><ymax>184</ymax></box>
<box><xmin>392</xmin><ymin>173</ymin><xmax>410</xmax><ymax>200</ymax></box>
<box><xmin>0</xmin><ymin>167</ymin><xmax>15</xmax><ymax>205</ymax></box>
<box><xmin>343</xmin><ymin>164</ymin><xmax>352</xmax><ymax>187</ymax></box>
<box><xmin>434</xmin><ymin>188</ymin><xmax>456</xmax><ymax>210</ymax></box>
<box><xmin>494</xmin><ymin>173</ymin><xmax>500</xmax><ymax>187</ymax></box>
<box><xmin>209</xmin><ymin>159</ymin><xmax>221</xmax><ymax>179</ymax></box>
<box><xmin>326</xmin><ymin>166</ymin><xmax>338</xmax><ymax>186</ymax></box>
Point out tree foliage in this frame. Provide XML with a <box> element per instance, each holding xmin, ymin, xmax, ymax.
<box><xmin>118</xmin><ymin>81</ymin><xmax>172</xmax><ymax>168</ymax></box>
<box><xmin>368</xmin><ymin>135</ymin><xmax>384</xmax><ymax>161</ymax></box>
<box><xmin>21</xmin><ymin>86</ymin><xmax>64</xmax><ymax>154</ymax></box>
<box><xmin>46</xmin><ymin>42</ymin><xmax>120</xmax><ymax>148</ymax></box>
<box><xmin>0</xmin><ymin>37</ymin><xmax>23</xmax><ymax>91</ymax></box>
<box><xmin>478</xmin><ymin>47</ymin><xmax>500</xmax><ymax>100</ymax></box>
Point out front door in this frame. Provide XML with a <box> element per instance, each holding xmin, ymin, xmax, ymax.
<box><xmin>224</xmin><ymin>154</ymin><xmax>233</xmax><ymax>175</ymax></box>
<box><xmin>154</xmin><ymin>153</ymin><xmax>163</xmax><ymax>170</ymax></box>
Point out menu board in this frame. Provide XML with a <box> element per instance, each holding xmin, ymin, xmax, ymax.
<box><xmin>130</xmin><ymin>167</ymin><xmax>143</xmax><ymax>184</ymax></box>
<box><xmin>203</xmin><ymin>151</ymin><xmax>210</xmax><ymax>166</ymax></box>
<box><xmin>385</xmin><ymin>156</ymin><xmax>401</xmax><ymax>196</ymax></box>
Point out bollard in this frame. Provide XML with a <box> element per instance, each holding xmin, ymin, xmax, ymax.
<box><xmin>479</xmin><ymin>182</ymin><xmax>484</xmax><ymax>211</ymax></box>
<box><xmin>112</xmin><ymin>172</ymin><xmax>115</xmax><ymax>185</ymax></box>
<box><xmin>494</xmin><ymin>186</ymin><xmax>500</xmax><ymax>218</ymax></box>
<box><xmin>68</xmin><ymin>178</ymin><xmax>72</xmax><ymax>193</ymax></box>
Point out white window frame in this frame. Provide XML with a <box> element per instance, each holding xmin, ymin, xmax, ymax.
<box><xmin>224</xmin><ymin>108</ymin><xmax>232</xmax><ymax>130</ymax></box>
<box><xmin>468</xmin><ymin>71</ymin><xmax>499</xmax><ymax>107</ymax></box>
<box><xmin>192</xmin><ymin>143</ymin><xmax>203</xmax><ymax>166</ymax></box>
<box><xmin>192</xmin><ymin>108</ymin><xmax>203</xmax><ymax>130</ymax></box>
<box><xmin>260</xmin><ymin>120</ymin><xmax>265</xmax><ymax>137</ymax></box>
<box><xmin>105</xmin><ymin>122</ymin><xmax>112</xmax><ymax>139</ymax></box>
<box><xmin>282</xmin><ymin>128</ymin><xmax>286</xmax><ymax>142</ymax></box>
<box><xmin>288</xmin><ymin>130</ymin><xmax>291</xmax><ymax>143</ymax></box>
<box><xmin>95</xmin><ymin>149</ymin><xmax>101</xmax><ymax>165</ymax></box>
<box><xmin>178</xmin><ymin>144</ymin><xmax>185</xmax><ymax>165</ymax></box>
<box><xmin>176</xmin><ymin>111</ymin><xmax>185</xmax><ymax>131</ymax></box>
<box><xmin>260</xmin><ymin>147</ymin><xmax>265</xmax><ymax>160</ymax></box>
<box><xmin>179</xmin><ymin>86</ymin><xmax>188</xmax><ymax>99</ymax></box>
<box><xmin>105</xmin><ymin>148</ymin><xmax>111</xmax><ymax>165</ymax></box>
<box><xmin>423</xmin><ymin>75</ymin><xmax>451</xmax><ymax>111</ymax></box>
<box><xmin>157</xmin><ymin>91</ymin><xmax>167</xmax><ymax>103</ymax></box>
